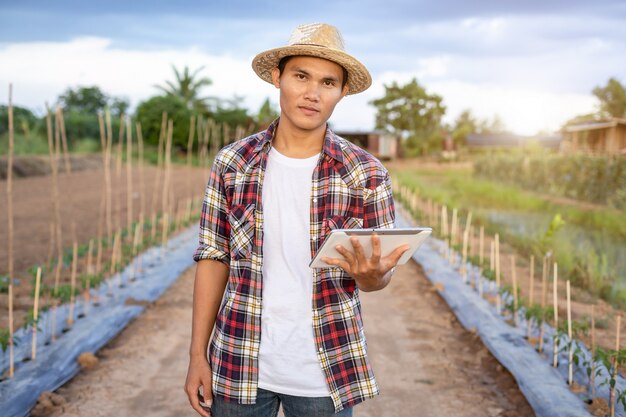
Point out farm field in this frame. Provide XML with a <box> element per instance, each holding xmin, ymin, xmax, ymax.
<box><xmin>388</xmin><ymin>157</ymin><xmax>626</xmax><ymax>385</ymax></box>
<box><xmin>29</xmin><ymin>259</ymin><xmax>534</xmax><ymax>417</ymax></box>
<box><xmin>0</xmin><ymin>161</ymin><xmax>209</xmax><ymax>331</ymax></box>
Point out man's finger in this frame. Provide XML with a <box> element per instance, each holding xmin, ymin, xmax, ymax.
<box><xmin>370</xmin><ymin>234</ymin><xmax>381</xmax><ymax>263</ymax></box>
<box><xmin>321</xmin><ymin>256</ymin><xmax>352</xmax><ymax>272</ymax></box>
<box><xmin>186</xmin><ymin>383</ymin><xmax>211</xmax><ymax>417</ymax></box>
<box><xmin>349</xmin><ymin>237</ymin><xmax>367</xmax><ymax>262</ymax></box>
<box><xmin>335</xmin><ymin>244</ymin><xmax>356</xmax><ymax>266</ymax></box>
<box><xmin>385</xmin><ymin>245</ymin><xmax>410</xmax><ymax>267</ymax></box>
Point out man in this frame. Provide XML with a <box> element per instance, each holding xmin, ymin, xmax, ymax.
<box><xmin>184</xmin><ymin>23</ymin><xmax>408</xmax><ymax>417</ymax></box>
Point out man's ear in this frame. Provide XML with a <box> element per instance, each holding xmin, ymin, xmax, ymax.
<box><xmin>271</xmin><ymin>67</ymin><xmax>281</xmax><ymax>88</ymax></box>
<box><xmin>341</xmin><ymin>84</ymin><xmax>349</xmax><ymax>99</ymax></box>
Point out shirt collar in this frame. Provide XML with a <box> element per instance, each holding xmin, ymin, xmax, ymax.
<box><xmin>253</xmin><ymin>118</ymin><xmax>344</xmax><ymax>164</ymax></box>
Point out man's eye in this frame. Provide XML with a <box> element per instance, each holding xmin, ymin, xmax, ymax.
<box><xmin>295</xmin><ymin>73</ymin><xmax>306</xmax><ymax>79</ymax></box>
<box><xmin>324</xmin><ymin>80</ymin><xmax>336</xmax><ymax>87</ymax></box>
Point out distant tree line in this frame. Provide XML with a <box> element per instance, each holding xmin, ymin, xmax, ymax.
<box><xmin>369</xmin><ymin>76</ymin><xmax>626</xmax><ymax>156</ymax></box>
<box><xmin>0</xmin><ymin>65</ymin><xmax>279</xmax><ymax>153</ymax></box>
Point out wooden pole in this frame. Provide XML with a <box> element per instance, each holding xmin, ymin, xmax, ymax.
<box><xmin>610</xmin><ymin>315</ymin><xmax>621</xmax><ymax>417</ymax></box>
<box><xmin>591</xmin><ymin>305</ymin><xmax>596</xmax><ymax>398</ymax></box>
<box><xmin>68</xmin><ymin>236</ymin><xmax>78</xmax><ymax>326</ymax></box>
<box><xmin>136</xmin><ymin>122</ymin><xmax>145</xmax><ymax>231</ymax></box>
<box><xmin>57</xmin><ymin>107</ymin><xmax>71</xmax><ymax>174</ymax></box>
<box><xmin>495</xmin><ymin>234</ymin><xmax>501</xmax><ymax>313</ymax></box>
<box><xmin>31</xmin><ymin>267</ymin><xmax>42</xmax><ymax>360</ymax></box>
<box><xmin>539</xmin><ymin>256</ymin><xmax>548</xmax><ymax>352</ymax></box>
<box><xmin>479</xmin><ymin>226</ymin><xmax>484</xmax><ymax>267</ymax></box>
<box><xmin>489</xmin><ymin>240</ymin><xmax>495</xmax><ymax>271</ymax></box>
<box><xmin>151</xmin><ymin>112</ymin><xmax>167</xmax><ymax>221</ymax></box>
<box><xmin>126</xmin><ymin>116</ymin><xmax>133</xmax><ymax>239</ymax></box>
<box><xmin>527</xmin><ymin>255</ymin><xmax>535</xmax><ymax>339</ymax></box>
<box><xmin>566</xmin><ymin>280</ymin><xmax>573</xmax><ymax>385</ymax></box>
<box><xmin>5</xmin><ymin>84</ymin><xmax>16</xmax><ymax>377</ymax></box>
<box><xmin>553</xmin><ymin>262</ymin><xmax>559</xmax><ymax>367</ymax></box>
<box><xmin>187</xmin><ymin>115</ymin><xmax>196</xmax><ymax>198</ymax></box>
<box><xmin>86</xmin><ymin>239</ymin><xmax>94</xmax><ymax>275</ymax></box>
<box><xmin>511</xmin><ymin>255</ymin><xmax>518</xmax><ymax>326</ymax></box>
<box><xmin>450</xmin><ymin>208</ymin><xmax>458</xmax><ymax>263</ymax></box>
<box><xmin>104</xmin><ymin>110</ymin><xmax>113</xmax><ymax>243</ymax></box>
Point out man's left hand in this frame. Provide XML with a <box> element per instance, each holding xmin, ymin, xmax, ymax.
<box><xmin>320</xmin><ymin>234</ymin><xmax>409</xmax><ymax>292</ymax></box>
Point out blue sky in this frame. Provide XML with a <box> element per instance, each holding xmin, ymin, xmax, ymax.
<box><xmin>1</xmin><ymin>0</ymin><xmax>625</xmax><ymax>134</ymax></box>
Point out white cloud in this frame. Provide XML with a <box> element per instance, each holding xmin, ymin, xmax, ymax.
<box><xmin>0</xmin><ymin>37</ymin><xmax>273</xmax><ymax>116</ymax></box>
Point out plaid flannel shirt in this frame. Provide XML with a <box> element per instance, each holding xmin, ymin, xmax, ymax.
<box><xmin>193</xmin><ymin>119</ymin><xmax>396</xmax><ymax>412</ymax></box>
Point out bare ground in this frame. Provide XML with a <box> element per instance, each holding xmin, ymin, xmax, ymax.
<box><xmin>31</xmin><ymin>261</ymin><xmax>534</xmax><ymax>417</ymax></box>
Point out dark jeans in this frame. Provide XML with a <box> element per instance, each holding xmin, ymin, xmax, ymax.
<box><xmin>211</xmin><ymin>387</ymin><xmax>353</xmax><ymax>417</ymax></box>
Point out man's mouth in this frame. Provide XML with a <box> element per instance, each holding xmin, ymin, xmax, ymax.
<box><xmin>299</xmin><ymin>105</ymin><xmax>320</xmax><ymax>115</ymax></box>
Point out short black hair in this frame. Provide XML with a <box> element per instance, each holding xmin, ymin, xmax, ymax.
<box><xmin>277</xmin><ymin>56</ymin><xmax>349</xmax><ymax>89</ymax></box>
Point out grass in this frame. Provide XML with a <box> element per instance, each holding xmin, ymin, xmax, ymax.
<box><xmin>391</xmin><ymin>163</ymin><xmax>626</xmax><ymax>308</ymax></box>
<box><xmin>392</xmin><ymin>167</ymin><xmax>626</xmax><ymax>238</ymax></box>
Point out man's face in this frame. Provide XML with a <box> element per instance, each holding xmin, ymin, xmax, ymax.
<box><xmin>271</xmin><ymin>56</ymin><xmax>348</xmax><ymax>134</ymax></box>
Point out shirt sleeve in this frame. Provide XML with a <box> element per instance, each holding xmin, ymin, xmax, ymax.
<box><xmin>363</xmin><ymin>171</ymin><xmax>395</xmax><ymax>230</ymax></box>
<box><xmin>193</xmin><ymin>157</ymin><xmax>230</xmax><ymax>265</ymax></box>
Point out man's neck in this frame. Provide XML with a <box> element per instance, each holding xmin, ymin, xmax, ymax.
<box><xmin>272</xmin><ymin>120</ymin><xmax>326</xmax><ymax>159</ymax></box>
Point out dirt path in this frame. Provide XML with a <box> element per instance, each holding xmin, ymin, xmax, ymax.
<box><xmin>33</xmin><ymin>261</ymin><xmax>534</xmax><ymax>417</ymax></box>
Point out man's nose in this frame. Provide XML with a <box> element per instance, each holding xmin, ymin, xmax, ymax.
<box><xmin>303</xmin><ymin>82</ymin><xmax>321</xmax><ymax>101</ymax></box>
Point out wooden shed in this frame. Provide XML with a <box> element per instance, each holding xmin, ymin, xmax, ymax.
<box><xmin>562</xmin><ymin>118</ymin><xmax>626</xmax><ymax>154</ymax></box>
<box><xmin>335</xmin><ymin>130</ymin><xmax>399</xmax><ymax>160</ymax></box>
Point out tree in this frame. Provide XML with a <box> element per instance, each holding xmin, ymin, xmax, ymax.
<box><xmin>592</xmin><ymin>77</ymin><xmax>626</xmax><ymax>118</ymax></box>
<box><xmin>135</xmin><ymin>94</ymin><xmax>192</xmax><ymax>149</ymax></box>
<box><xmin>256</xmin><ymin>98</ymin><xmax>279</xmax><ymax>128</ymax></box>
<box><xmin>451</xmin><ymin>109</ymin><xmax>478</xmax><ymax>147</ymax></box>
<box><xmin>57</xmin><ymin>86</ymin><xmax>109</xmax><ymax>115</ymax></box>
<box><xmin>370</xmin><ymin>78</ymin><xmax>446</xmax><ymax>156</ymax></box>
<box><xmin>155</xmin><ymin>65</ymin><xmax>217</xmax><ymax>113</ymax></box>
<box><xmin>0</xmin><ymin>105</ymin><xmax>38</xmax><ymax>137</ymax></box>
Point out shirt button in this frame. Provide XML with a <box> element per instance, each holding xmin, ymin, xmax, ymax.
<box><xmin>318</xmin><ymin>347</ymin><xmax>323</xmax><ymax>353</ymax></box>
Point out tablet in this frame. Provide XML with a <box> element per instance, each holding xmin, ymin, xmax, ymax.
<box><xmin>309</xmin><ymin>227</ymin><xmax>432</xmax><ymax>269</ymax></box>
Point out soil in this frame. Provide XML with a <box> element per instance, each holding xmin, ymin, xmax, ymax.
<box><xmin>30</xmin><ymin>261</ymin><xmax>535</xmax><ymax>417</ymax></box>
<box><xmin>0</xmin><ymin>162</ymin><xmax>210</xmax><ymax>330</ymax></box>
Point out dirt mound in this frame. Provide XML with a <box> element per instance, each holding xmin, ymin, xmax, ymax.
<box><xmin>0</xmin><ymin>154</ymin><xmax>103</xmax><ymax>179</ymax></box>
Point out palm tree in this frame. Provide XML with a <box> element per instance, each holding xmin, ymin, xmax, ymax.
<box><xmin>155</xmin><ymin>65</ymin><xmax>218</xmax><ymax>112</ymax></box>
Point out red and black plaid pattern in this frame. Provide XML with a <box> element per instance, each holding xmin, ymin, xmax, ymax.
<box><xmin>193</xmin><ymin>119</ymin><xmax>395</xmax><ymax>412</ymax></box>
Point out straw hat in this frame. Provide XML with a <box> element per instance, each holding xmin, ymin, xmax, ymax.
<box><xmin>252</xmin><ymin>23</ymin><xmax>372</xmax><ymax>95</ymax></box>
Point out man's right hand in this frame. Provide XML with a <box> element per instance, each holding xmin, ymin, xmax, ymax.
<box><xmin>184</xmin><ymin>356</ymin><xmax>213</xmax><ymax>417</ymax></box>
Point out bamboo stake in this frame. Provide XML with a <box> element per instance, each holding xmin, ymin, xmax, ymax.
<box><xmin>553</xmin><ymin>262</ymin><xmax>559</xmax><ymax>367</ymax></box>
<box><xmin>151</xmin><ymin>212</ymin><xmax>158</xmax><ymax>242</ymax></box>
<box><xmin>461</xmin><ymin>229</ymin><xmax>469</xmax><ymax>283</ymax></box>
<box><xmin>7</xmin><ymin>83</ymin><xmax>14</xmax><ymax>377</ymax></box>
<box><xmin>566</xmin><ymin>280</ymin><xmax>573</xmax><ymax>385</ymax></box>
<box><xmin>495</xmin><ymin>234</ymin><xmax>501</xmax><ymax>313</ymax></box>
<box><xmin>479</xmin><ymin>226</ymin><xmax>485</xmax><ymax>268</ymax></box>
<box><xmin>126</xmin><ymin>116</ymin><xmax>133</xmax><ymax>239</ymax></box>
<box><xmin>611</xmin><ymin>315</ymin><xmax>621</xmax><ymax>417</ymax></box>
<box><xmin>86</xmin><ymin>239</ymin><xmax>94</xmax><ymax>275</ymax></box>
<box><xmin>489</xmin><ymin>240</ymin><xmax>495</xmax><ymax>271</ymax></box>
<box><xmin>527</xmin><ymin>255</ymin><xmax>535</xmax><ymax>338</ymax></box>
<box><xmin>136</xmin><ymin>122</ymin><xmax>145</xmax><ymax>226</ymax></box>
<box><xmin>57</xmin><ymin>107</ymin><xmax>71</xmax><ymax>174</ymax></box>
<box><xmin>8</xmin><ymin>283</ymin><xmax>14</xmax><ymax>377</ymax></box>
<box><xmin>68</xmin><ymin>236</ymin><xmax>78</xmax><ymax>326</ymax></box>
<box><xmin>32</xmin><ymin>267</ymin><xmax>42</xmax><ymax>360</ymax></box>
<box><xmin>450</xmin><ymin>208</ymin><xmax>458</xmax><ymax>263</ymax></box>
<box><xmin>511</xmin><ymin>255</ymin><xmax>518</xmax><ymax>326</ymax></box>
<box><xmin>151</xmin><ymin>112</ymin><xmax>167</xmax><ymax>220</ymax></box>
<box><xmin>96</xmin><ymin>238</ymin><xmax>103</xmax><ymax>275</ymax></box>
<box><xmin>187</xmin><ymin>115</ymin><xmax>196</xmax><ymax>198</ymax></box>
<box><xmin>591</xmin><ymin>305</ymin><xmax>596</xmax><ymax>398</ymax></box>
<box><xmin>46</xmin><ymin>223</ymin><xmax>55</xmax><ymax>272</ymax></box>
<box><xmin>162</xmin><ymin>120</ymin><xmax>173</xmax><ymax>218</ymax></box>
<box><xmin>539</xmin><ymin>256</ymin><xmax>548</xmax><ymax>352</ymax></box>
<box><xmin>104</xmin><ymin>110</ymin><xmax>113</xmax><ymax>243</ymax></box>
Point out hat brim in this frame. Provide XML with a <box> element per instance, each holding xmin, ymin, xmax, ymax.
<box><xmin>251</xmin><ymin>45</ymin><xmax>372</xmax><ymax>95</ymax></box>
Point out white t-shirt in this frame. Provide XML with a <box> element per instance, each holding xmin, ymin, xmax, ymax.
<box><xmin>257</xmin><ymin>147</ymin><xmax>330</xmax><ymax>397</ymax></box>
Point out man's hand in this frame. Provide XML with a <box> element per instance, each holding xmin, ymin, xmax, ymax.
<box><xmin>321</xmin><ymin>234</ymin><xmax>409</xmax><ymax>292</ymax></box>
<box><xmin>184</xmin><ymin>355</ymin><xmax>214</xmax><ymax>417</ymax></box>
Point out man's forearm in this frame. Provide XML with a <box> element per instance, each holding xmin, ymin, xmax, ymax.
<box><xmin>189</xmin><ymin>259</ymin><xmax>230</xmax><ymax>358</ymax></box>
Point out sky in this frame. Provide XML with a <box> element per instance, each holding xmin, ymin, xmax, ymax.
<box><xmin>1</xmin><ymin>0</ymin><xmax>625</xmax><ymax>135</ymax></box>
